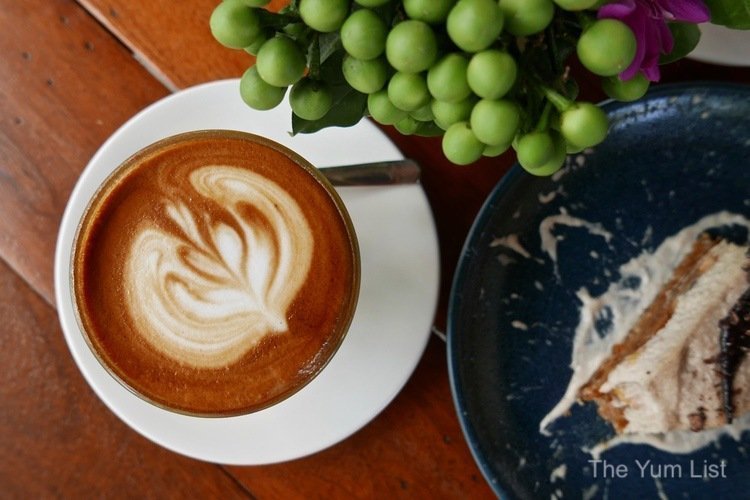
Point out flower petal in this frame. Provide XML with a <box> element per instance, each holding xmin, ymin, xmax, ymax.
<box><xmin>617</xmin><ymin>5</ymin><xmax>649</xmax><ymax>80</ymax></box>
<box><xmin>656</xmin><ymin>0</ymin><xmax>711</xmax><ymax>23</ymax></box>
<box><xmin>640</xmin><ymin>18</ymin><xmax>665</xmax><ymax>81</ymax></box>
<box><xmin>657</xmin><ymin>16</ymin><xmax>674</xmax><ymax>54</ymax></box>
<box><xmin>642</xmin><ymin>62</ymin><xmax>661</xmax><ymax>81</ymax></box>
<box><xmin>598</xmin><ymin>0</ymin><xmax>638</xmax><ymax>19</ymax></box>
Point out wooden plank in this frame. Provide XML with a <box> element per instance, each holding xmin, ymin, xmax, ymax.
<box><xmin>226</xmin><ymin>338</ymin><xmax>495</xmax><ymax>499</ymax></box>
<box><xmin>0</xmin><ymin>0</ymin><xmax>169</xmax><ymax>304</ymax></box>
<box><xmin>0</xmin><ymin>259</ymin><xmax>250</xmax><ymax>497</ymax></box>
<box><xmin>76</xmin><ymin>0</ymin><xmax>270</xmax><ymax>89</ymax></box>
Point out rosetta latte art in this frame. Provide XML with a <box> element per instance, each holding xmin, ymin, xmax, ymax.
<box><xmin>124</xmin><ymin>165</ymin><xmax>314</xmax><ymax>368</ymax></box>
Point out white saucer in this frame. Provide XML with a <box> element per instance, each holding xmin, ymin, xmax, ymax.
<box><xmin>54</xmin><ymin>79</ymin><xmax>440</xmax><ymax>465</ymax></box>
<box><xmin>689</xmin><ymin>24</ymin><xmax>750</xmax><ymax>67</ymax></box>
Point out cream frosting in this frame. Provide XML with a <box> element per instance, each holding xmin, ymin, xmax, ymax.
<box><xmin>540</xmin><ymin>211</ymin><xmax>750</xmax><ymax>455</ymax></box>
<box><xmin>600</xmin><ymin>241</ymin><xmax>749</xmax><ymax>433</ymax></box>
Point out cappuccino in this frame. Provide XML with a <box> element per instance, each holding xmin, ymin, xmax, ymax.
<box><xmin>72</xmin><ymin>131</ymin><xmax>359</xmax><ymax>416</ymax></box>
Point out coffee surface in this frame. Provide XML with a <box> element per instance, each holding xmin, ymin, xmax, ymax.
<box><xmin>73</xmin><ymin>132</ymin><xmax>358</xmax><ymax>415</ymax></box>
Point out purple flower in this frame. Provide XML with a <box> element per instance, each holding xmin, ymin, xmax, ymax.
<box><xmin>598</xmin><ymin>0</ymin><xmax>710</xmax><ymax>81</ymax></box>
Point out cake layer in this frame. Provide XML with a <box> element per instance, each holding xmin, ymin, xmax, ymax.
<box><xmin>580</xmin><ymin>236</ymin><xmax>750</xmax><ymax>434</ymax></box>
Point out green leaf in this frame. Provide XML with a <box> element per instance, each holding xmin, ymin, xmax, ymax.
<box><xmin>306</xmin><ymin>34</ymin><xmax>321</xmax><ymax>78</ymax></box>
<box><xmin>318</xmin><ymin>32</ymin><xmax>342</xmax><ymax>65</ymax></box>
<box><xmin>660</xmin><ymin>22</ymin><xmax>701</xmax><ymax>65</ymax></box>
<box><xmin>256</xmin><ymin>9</ymin><xmax>300</xmax><ymax>30</ymax></box>
<box><xmin>319</xmin><ymin>50</ymin><xmax>346</xmax><ymax>84</ymax></box>
<box><xmin>414</xmin><ymin>121</ymin><xmax>444</xmax><ymax>137</ymax></box>
<box><xmin>279</xmin><ymin>0</ymin><xmax>299</xmax><ymax>15</ymax></box>
<box><xmin>704</xmin><ymin>0</ymin><xmax>750</xmax><ymax>29</ymax></box>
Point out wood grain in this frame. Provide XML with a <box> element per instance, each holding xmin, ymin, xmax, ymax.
<box><xmin>0</xmin><ymin>258</ymin><xmax>250</xmax><ymax>497</ymax></box>
<box><xmin>9</xmin><ymin>0</ymin><xmax>750</xmax><ymax>497</ymax></box>
<box><xmin>0</xmin><ymin>1</ymin><xmax>247</xmax><ymax>495</ymax></box>
<box><xmin>0</xmin><ymin>0</ymin><xmax>168</xmax><ymax>304</ymax></box>
<box><xmin>77</xmin><ymin>0</ymin><xmax>262</xmax><ymax>89</ymax></box>
<box><xmin>227</xmin><ymin>338</ymin><xmax>494</xmax><ymax>499</ymax></box>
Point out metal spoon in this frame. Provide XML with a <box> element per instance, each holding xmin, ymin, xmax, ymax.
<box><xmin>320</xmin><ymin>158</ymin><xmax>421</xmax><ymax>186</ymax></box>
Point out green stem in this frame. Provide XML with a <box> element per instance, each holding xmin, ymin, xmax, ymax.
<box><xmin>542</xmin><ymin>86</ymin><xmax>572</xmax><ymax>113</ymax></box>
<box><xmin>308</xmin><ymin>34</ymin><xmax>321</xmax><ymax>80</ymax></box>
<box><xmin>545</xmin><ymin>24</ymin><xmax>559</xmax><ymax>73</ymax></box>
<box><xmin>535</xmin><ymin>101</ymin><xmax>553</xmax><ymax>132</ymax></box>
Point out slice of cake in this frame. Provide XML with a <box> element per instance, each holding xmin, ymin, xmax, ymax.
<box><xmin>579</xmin><ymin>235</ymin><xmax>750</xmax><ymax>434</ymax></box>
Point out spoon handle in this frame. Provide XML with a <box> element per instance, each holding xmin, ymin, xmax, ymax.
<box><xmin>320</xmin><ymin>159</ymin><xmax>421</xmax><ymax>186</ymax></box>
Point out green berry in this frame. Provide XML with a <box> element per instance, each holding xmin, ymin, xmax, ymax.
<box><xmin>483</xmin><ymin>142</ymin><xmax>510</xmax><ymax>157</ymax></box>
<box><xmin>395</xmin><ymin>116</ymin><xmax>421</xmax><ymax>135</ymax></box>
<box><xmin>432</xmin><ymin>97</ymin><xmax>476</xmax><ymax>130</ymax></box>
<box><xmin>239</xmin><ymin>66</ymin><xmax>287</xmax><ymax>110</ymax></box>
<box><xmin>388</xmin><ymin>72</ymin><xmax>431</xmax><ymax>111</ymax></box>
<box><xmin>442</xmin><ymin>122</ymin><xmax>485</xmax><ymax>165</ymax></box>
<box><xmin>427</xmin><ymin>53</ymin><xmax>471</xmax><ymax>103</ymax></box>
<box><xmin>403</xmin><ymin>0</ymin><xmax>456</xmax><ymax>23</ymax></box>
<box><xmin>523</xmin><ymin>132</ymin><xmax>567</xmax><ymax>176</ymax></box>
<box><xmin>499</xmin><ymin>0</ymin><xmax>554</xmax><ymax>36</ymax></box>
<box><xmin>210</xmin><ymin>0</ymin><xmax>262</xmax><ymax>49</ymax></box>
<box><xmin>290</xmin><ymin>79</ymin><xmax>333</xmax><ymax>120</ymax></box>
<box><xmin>447</xmin><ymin>0</ymin><xmax>504</xmax><ymax>52</ymax></box>
<box><xmin>255</xmin><ymin>36</ymin><xmax>306</xmax><ymax>87</ymax></box>
<box><xmin>341</xmin><ymin>9</ymin><xmax>388</xmax><ymax>60</ymax></box>
<box><xmin>516</xmin><ymin>131</ymin><xmax>555</xmax><ymax>169</ymax></box>
<box><xmin>243</xmin><ymin>35</ymin><xmax>267</xmax><ymax>56</ymax></box>
<box><xmin>602</xmin><ymin>74</ymin><xmax>650</xmax><ymax>102</ymax></box>
<box><xmin>467</xmin><ymin>50</ymin><xmax>517</xmax><ymax>100</ymax></box>
<box><xmin>342</xmin><ymin>55</ymin><xmax>388</xmax><ymax>94</ymax></box>
<box><xmin>577</xmin><ymin>19</ymin><xmax>637</xmax><ymax>77</ymax></box>
<box><xmin>559</xmin><ymin>102</ymin><xmax>609</xmax><ymax>149</ymax></box>
<box><xmin>470</xmin><ymin>99</ymin><xmax>520</xmax><ymax>146</ymax></box>
<box><xmin>386</xmin><ymin>20</ymin><xmax>438</xmax><ymax>73</ymax></box>
<box><xmin>368</xmin><ymin>90</ymin><xmax>408</xmax><ymax>125</ymax></box>
<box><xmin>410</xmin><ymin>103</ymin><xmax>435</xmax><ymax>122</ymax></box>
<box><xmin>299</xmin><ymin>0</ymin><xmax>350</xmax><ymax>33</ymax></box>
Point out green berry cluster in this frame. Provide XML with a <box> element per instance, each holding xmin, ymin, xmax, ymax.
<box><xmin>211</xmin><ymin>0</ymin><xmax>654</xmax><ymax>174</ymax></box>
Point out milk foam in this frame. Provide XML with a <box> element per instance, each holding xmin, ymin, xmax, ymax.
<box><xmin>124</xmin><ymin>165</ymin><xmax>314</xmax><ymax>368</ymax></box>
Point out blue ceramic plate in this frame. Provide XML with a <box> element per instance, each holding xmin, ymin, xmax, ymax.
<box><xmin>448</xmin><ymin>83</ymin><xmax>750</xmax><ymax>499</ymax></box>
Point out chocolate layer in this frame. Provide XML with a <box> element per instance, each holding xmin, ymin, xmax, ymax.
<box><xmin>718</xmin><ymin>261</ymin><xmax>750</xmax><ymax>423</ymax></box>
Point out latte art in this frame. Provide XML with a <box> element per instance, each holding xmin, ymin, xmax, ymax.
<box><xmin>74</xmin><ymin>131</ymin><xmax>358</xmax><ymax>415</ymax></box>
<box><xmin>125</xmin><ymin>166</ymin><xmax>314</xmax><ymax>368</ymax></box>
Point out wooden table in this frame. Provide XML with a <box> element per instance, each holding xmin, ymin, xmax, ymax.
<box><xmin>2</xmin><ymin>0</ymin><xmax>749</xmax><ymax>497</ymax></box>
